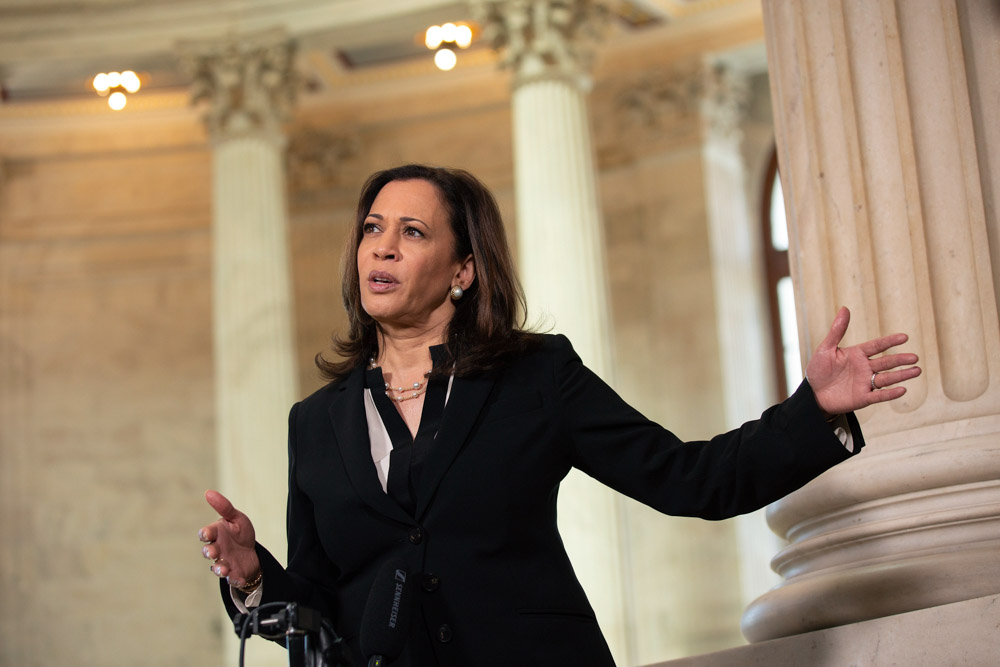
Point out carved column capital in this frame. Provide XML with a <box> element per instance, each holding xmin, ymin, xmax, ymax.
<box><xmin>700</xmin><ymin>62</ymin><xmax>750</xmax><ymax>142</ymax></box>
<box><xmin>471</xmin><ymin>0</ymin><xmax>610</xmax><ymax>90</ymax></box>
<box><xmin>285</xmin><ymin>127</ymin><xmax>361</xmax><ymax>194</ymax></box>
<box><xmin>182</xmin><ymin>28</ymin><xmax>298</xmax><ymax>142</ymax></box>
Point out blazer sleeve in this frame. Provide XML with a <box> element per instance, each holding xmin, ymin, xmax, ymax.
<box><xmin>549</xmin><ymin>335</ymin><xmax>864</xmax><ymax>520</ymax></box>
<box><xmin>219</xmin><ymin>402</ymin><xmax>340</xmax><ymax>624</ymax></box>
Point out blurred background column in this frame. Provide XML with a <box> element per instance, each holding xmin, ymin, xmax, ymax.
<box><xmin>185</xmin><ymin>28</ymin><xmax>299</xmax><ymax>666</ymax></box>
<box><xmin>743</xmin><ymin>0</ymin><xmax>1000</xmax><ymax>642</ymax></box>
<box><xmin>472</xmin><ymin>1</ymin><xmax>632</xmax><ymax>662</ymax></box>
<box><xmin>699</xmin><ymin>57</ymin><xmax>784</xmax><ymax>611</ymax></box>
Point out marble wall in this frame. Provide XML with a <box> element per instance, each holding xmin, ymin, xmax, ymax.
<box><xmin>0</xmin><ymin>127</ymin><xmax>219</xmax><ymax>664</ymax></box>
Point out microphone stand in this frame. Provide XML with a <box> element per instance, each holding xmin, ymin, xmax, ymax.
<box><xmin>234</xmin><ymin>602</ymin><xmax>349</xmax><ymax>667</ymax></box>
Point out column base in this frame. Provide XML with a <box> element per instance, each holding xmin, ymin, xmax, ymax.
<box><xmin>645</xmin><ymin>593</ymin><xmax>1000</xmax><ymax>667</ymax></box>
<box><xmin>741</xmin><ymin>418</ymin><xmax>1000</xmax><ymax>643</ymax></box>
<box><xmin>740</xmin><ymin>543</ymin><xmax>1000</xmax><ymax>642</ymax></box>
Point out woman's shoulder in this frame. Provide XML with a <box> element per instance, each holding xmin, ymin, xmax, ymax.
<box><xmin>532</xmin><ymin>332</ymin><xmax>582</xmax><ymax>357</ymax></box>
<box><xmin>294</xmin><ymin>366</ymin><xmax>363</xmax><ymax>413</ymax></box>
<box><xmin>537</xmin><ymin>332</ymin><xmax>573</xmax><ymax>349</ymax></box>
<box><xmin>501</xmin><ymin>333</ymin><xmax>579</xmax><ymax>373</ymax></box>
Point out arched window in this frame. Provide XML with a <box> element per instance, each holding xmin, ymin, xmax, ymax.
<box><xmin>761</xmin><ymin>147</ymin><xmax>802</xmax><ymax>399</ymax></box>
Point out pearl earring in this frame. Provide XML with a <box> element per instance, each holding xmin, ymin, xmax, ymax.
<box><xmin>450</xmin><ymin>285</ymin><xmax>464</xmax><ymax>301</ymax></box>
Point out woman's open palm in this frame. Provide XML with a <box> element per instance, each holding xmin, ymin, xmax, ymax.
<box><xmin>805</xmin><ymin>307</ymin><xmax>921</xmax><ymax>416</ymax></box>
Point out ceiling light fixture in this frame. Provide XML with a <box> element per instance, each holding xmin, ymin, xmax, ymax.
<box><xmin>93</xmin><ymin>70</ymin><xmax>141</xmax><ymax>110</ymax></box>
<box><xmin>425</xmin><ymin>22</ymin><xmax>474</xmax><ymax>71</ymax></box>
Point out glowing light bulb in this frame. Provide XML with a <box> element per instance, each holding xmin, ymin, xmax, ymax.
<box><xmin>440</xmin><ymin>23</ymin><xmax>458</xmax><ymax>44</ymax></box>
<box><xmin>121</xmin><ymin>70</ymin><xmax>141</xmax><ymax>93</ymax></box>
<box><xmin>425</xmin><ymin>25</ymin><xmax>443</xmax><ymax>50</ymax></box>
<box><xmin>106</xmin><ymin>71</ymin><xmax>122</xmax><ymax>89</ymax></box>
<box><xmin>108</xmin><ymin>91</ymin><xmax>127</xmax><ymax>110</ymax></box>
<box><xmin>93</xmin><ymin>73</ymin><xmax>110</xmax><ymax>93</ymax></box>
<box><xmin>455</xmin><ymin>25</ymin><xmax>473</xmax><ymax>49</ymax></box>
<box><xmin>434</xmin><ymin>48</ymin><xmax>457</xmax><ymax>71</ymax></box>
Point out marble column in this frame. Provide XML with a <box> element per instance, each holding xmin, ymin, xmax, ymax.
<box><xmin>472</xmin><ymin>1</ymin><xmax>632</xmax><ymax>662</ymax></box>
<box><xmin>699</xmin><ymin>59</ymin><xmax>784</xmax><ymax>609</ymax></box>
<box><xmin>742</xmin><ymin>0</ymin><xmax>1000</xmax><ymax>642</ymax></box>
<box><xmin>186</xmin><ymin>29</ymin><xmax>299</xmax><ymax>665</ymax></box>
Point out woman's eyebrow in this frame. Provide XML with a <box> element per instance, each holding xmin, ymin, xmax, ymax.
<box><xmin>366</xmin><ymin>212</ymin><xmax>429</xmax><ymax>227</ymax></box>
<box><xmin>364</xmin><ymin>213</ymin><xmax>427</xmax><ymax>226</ymax></box>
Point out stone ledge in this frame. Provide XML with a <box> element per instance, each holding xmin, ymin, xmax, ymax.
<box><xmin>646</xmin><ymin>594</ymin><xmax>1000</xmax><ymax>666</ymax></box>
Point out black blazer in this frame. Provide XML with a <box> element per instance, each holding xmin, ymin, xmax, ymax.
<box><xmin>222</xmin><ymin>334</ymin><xmax>863</xmax><ymax>666</ymax></box>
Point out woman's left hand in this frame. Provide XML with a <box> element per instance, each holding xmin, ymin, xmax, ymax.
<box><xmin>805</xmin><ymin>306</ymin><xmax>921</xmax><ymax>417</ymax></box>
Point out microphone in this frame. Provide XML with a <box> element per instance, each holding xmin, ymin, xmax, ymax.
<box><xmin>360</xmin><ymin>559</ymin><xmax>413</xmax><ymax>667</ymax></box>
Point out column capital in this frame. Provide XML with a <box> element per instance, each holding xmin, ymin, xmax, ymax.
<box><xmin>181</xmin><ymin>28</ymin><xmax>298</xmax><ymax>142</ymax></box>
<box><xmin>700</xmin><ymin>62</ymin><xmax>750</xmax><ymax>143</ymax></box>
<box><xmin>471</xmin><ymin>0</ymin><xmax>610</xmax><ymax>90</ymax></box>
<box><xmin>286</xmin><ymin>126</ymin><xmax>361</xmax><ymax>194</ymax></box>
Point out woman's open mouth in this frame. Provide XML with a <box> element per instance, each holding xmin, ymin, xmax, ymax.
<box><xmin>367</xmin><ymin>271</ymin><xmax>399</xmax><ymax>292</ymax></box>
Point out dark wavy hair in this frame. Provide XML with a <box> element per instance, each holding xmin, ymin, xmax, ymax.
<box><xmin>316</xmin><ymin>164</ymin><xmax>538</xmax><ymax>381</ymax></box>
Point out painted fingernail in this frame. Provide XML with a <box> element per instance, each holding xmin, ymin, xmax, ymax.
<box><xmin>203</xmin><ymin>546</ymin><xmax>210</xmax><ymax>558</ymax></box>
<box><xmin>198</xmin><ymin>530</ymin><xmax>206</xmax><ymax>541</ymax></box>
<box><xmin>215</xmin><ymin>566</ymin><xmax>222</xmax><ymax>575</ymax></box>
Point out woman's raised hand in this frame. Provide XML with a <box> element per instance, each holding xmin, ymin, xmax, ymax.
<box><xmin>198</xmin><ymin>490</ymin><xmax>261</xmax><ymax>588</ymax></box>
<box><xmin>805</xmin><ymin>306</ymin><xmax>922</xmax><ymax>417</ymax></box>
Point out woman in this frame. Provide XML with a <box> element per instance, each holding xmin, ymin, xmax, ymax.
<box><xmin>198</xmin><ymin>164</ymin><xmax>920</xmax><ymax>666</ymax></box>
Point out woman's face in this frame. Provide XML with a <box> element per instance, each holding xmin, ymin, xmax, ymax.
<box><xmin>357</xmin><ymin>179</ymin><xmax>473</xmax><ymax>332</ymax></box>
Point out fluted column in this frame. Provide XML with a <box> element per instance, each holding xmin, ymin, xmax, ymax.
<box><xmin>472</xmin><ymin>1</ymin><xmax>631</xmax><ymax>662</ymax></box>
<box><xmin>186</xmin><ymin>29</ymin><xmax>299</xmax><ymax>665</ymax></box>
<box><xmin>699</xmin><ymin>59</ymin><xmax>784</xmax><ymax>608</ymax></box>
<box><xmin>477</xmin><ymin>0</ymin><xmax>614</xmax><ymax>371</ymax></box>
<box><xmin>743</xmin><ymin>0</ymin><xmax>1000</xmax><ymax>642</ymax></box>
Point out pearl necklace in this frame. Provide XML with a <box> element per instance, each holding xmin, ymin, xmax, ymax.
<box><xmin>369</xmin><ymin>358</ymin><xmax>431</xmax><ymax>402</ymax></box>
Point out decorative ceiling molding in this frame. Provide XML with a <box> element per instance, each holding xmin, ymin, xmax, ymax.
<box><xmin>0</xmin><ymin>0</ymin><xmax>465</xmax><ymax>63</ymax></box>
<box><xmin>0</xmin><ymin>89</ymin><xmax>191</xmax><ymax>120</ymax></box>
<box><xmin>0</xmin><ymin>0</ymin><xmax>763</xmax><ymax>123</ymax></box>
<box><xmin>628</xmin><ymin>0</ymin><xmax>750</xmax><ymax>21</ymax></box>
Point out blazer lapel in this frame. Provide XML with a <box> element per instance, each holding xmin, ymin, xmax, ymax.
<box><xmin>328</xmin><ymin>367</ymin><xmax>413</xmax><ymax>525</ymax></box>
<box><xmin>414</xmin><ymin>373</ymin><xmax>495</xmax><ymax>519</ymax></box>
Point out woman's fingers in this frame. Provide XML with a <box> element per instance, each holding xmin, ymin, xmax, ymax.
<box><xmin>868</xmin><ymin>385</ymin><xmax>907</xmax><ymax>404</ymax></box>
<box><xmin>198</xmin><ymin>490</ymin><xmax>235</xmax><ymax>543</ymax></box>
<box><xmin>201</xmin><ymin>537</ymin><xmax>251</xmax><ymax>581</ymax></box>
<box><xmin>205</xmin><ymin>489</ymin><xmax>240</xmax><ymax>522</ymax></box>
<box><xmin>817</xmin><ymin>306</ymin><xmax>851</xmax><ymax>353</ymax></box>
<box><xmin>198</xmin><ymin>489</ymin><xmax>260</xmax><ymax>585</ymax></box>
<box><xmin>873</xmin><ymin>366</ymin><xmax>922</xmax><ymax>389</ymax></box>
<box><xmin>202</xmin><ymin>542</ymin><xmax>222</xmax><ymax>561</ymax></box>
<box><xmin>870</xmin><ymin>352</ymin><xmax>919</xmax><ymax>373</ymax></box>
<box><xmin>859</xmin><ymin>332</ymin><xmax>909</xmax><ymax>357</ymax></box>
<box><xmin>197</xmin><ymin>523</ymin><xmax>216</xmax><ymax>543</ymax></box>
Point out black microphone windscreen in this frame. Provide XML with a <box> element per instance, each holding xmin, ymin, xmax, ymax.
<box><xmin>360</xmin><ymin>559</ymin><xmax>413</xmax><ymax>660</ymax></box>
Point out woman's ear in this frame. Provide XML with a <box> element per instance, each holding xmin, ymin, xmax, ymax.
<box><xmin>456</xmin><ymin>253</ymin><xmax>475</xmax><ymax>289</ymax></box>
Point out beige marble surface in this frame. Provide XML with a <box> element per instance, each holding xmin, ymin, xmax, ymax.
<box><xmin>651</xmin><ymin>594</ymin><xmax>1000</xmax><ymax>667</ymax></box>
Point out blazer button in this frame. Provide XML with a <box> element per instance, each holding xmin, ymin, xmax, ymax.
<box><xmin>437</xmin><ymin>624</ymin><xmax>452</xmax><ymax>643</ymax></box>
<box><xmin>422</xmin><ymin>574</ymin><xmax>440</xmax><ymax>592</ymax></box>
<box><xmin>408</xmin><ymin>527</ymin><xmax>423</xmax><ymax>545</ymax></box>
